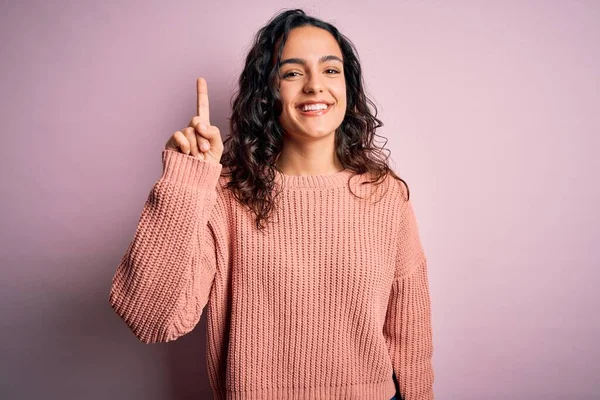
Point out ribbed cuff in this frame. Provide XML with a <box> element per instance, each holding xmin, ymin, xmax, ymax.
<box><xmin>161</xmin><ymin>148</ymin><xmax>223</xmax><ymax>190</ymax></box>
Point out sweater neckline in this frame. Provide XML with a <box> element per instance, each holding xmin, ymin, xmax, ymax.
<box><xmin>274</xmin><ymin>167</ymin><xmax>354</xmax><ymax>188</ymax></box>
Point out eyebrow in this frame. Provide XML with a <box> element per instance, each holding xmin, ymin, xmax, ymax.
<box><xmin>279</xmin><ymin>55</ymin><xmax>343</xmax><ymax>67</ymax></box>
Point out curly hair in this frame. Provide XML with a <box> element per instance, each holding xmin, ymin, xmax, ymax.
<box><xmin>220</xmin><ymin>8</ymin><xmax>410</xmax><ymax>231</ymax></box>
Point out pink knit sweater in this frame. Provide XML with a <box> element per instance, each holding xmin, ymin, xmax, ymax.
<box><xmin>109</xmin><ymin>148</ymin><xmax>434</xmax><ymax>399</ymax></box>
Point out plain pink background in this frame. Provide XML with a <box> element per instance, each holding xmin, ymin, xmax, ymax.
<box><xmin>1</xmin><ymin>1</ymin><xmax>598</xmax><ymax>399</ymax></box>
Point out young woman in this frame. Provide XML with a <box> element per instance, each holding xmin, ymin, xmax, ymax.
<box><xmin>109</xmin><ymin>9</ymin><xmax>434</xmax><ymax>400</ymax></box>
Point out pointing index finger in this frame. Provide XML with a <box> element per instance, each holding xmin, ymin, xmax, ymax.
<box><xmin>196</xmin><ymin>77</ymin><xmax>210</xmax><ymax>125</ymax></box>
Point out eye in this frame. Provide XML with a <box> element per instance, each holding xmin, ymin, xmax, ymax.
<box><xmin>282</xmin><ymin>71</ymin><xmax>301</xmax><ymax>78</ymax></box>
<box><xmin>325</xmin><ymin>68</ymin><xmax>341</xmax><ymax>74</ymax></box>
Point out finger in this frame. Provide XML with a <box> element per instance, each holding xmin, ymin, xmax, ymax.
<box><xmin>165</xmin><ymin>137</ymin><xmax>178</xmax><ymax>151</ymax></box>
<box><xmin>196</xmin><ymin>77</ymin><xmax>210</xmax><ymax>125</ymax></box>
<box><xmin>206</xmin><ymin>125</ymin><xmax>223</xmax><ymax>153</ymax></box>
<box><xmin>196</xmin><ymin>133</ymin><xmax>210</xmax><ymax>152</ymax></box>
<box><xmin>173</xmin><ymin>131</ymin><xmax>190</xmax><ymax>155</ymax></box>
<box><xmin>194</xmin><ymin>122</ymin><xmax>221</xmax><ymax>148</ymax></box>
<box><xmin>182</xmin><ymin>127</ymin><xmax>199</xmax><ymax>158</ymax></box>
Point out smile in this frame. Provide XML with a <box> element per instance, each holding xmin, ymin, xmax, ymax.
<box><xmin>297</xmin><ymin>103</ymin><xmax>332</xmax><ymax>116</ymax></box>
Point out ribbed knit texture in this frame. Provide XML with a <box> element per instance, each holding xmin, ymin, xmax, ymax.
<box><xmin>109</xmin><ymin>148</ymin><xmax>435</xmax><ymax>400</ymax></box>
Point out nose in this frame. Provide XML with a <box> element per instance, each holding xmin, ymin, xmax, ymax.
<box><xmin>303</xmin><ymin>72</ymin><xmax>324</xmax><ymax>94</ymax></box>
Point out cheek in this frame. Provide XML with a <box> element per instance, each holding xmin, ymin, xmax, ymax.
<box><xmin>334</xmin><ymin>88</ymin><xmax>347</xmax><ymax>113</ymax></box>
<box><xmin>328</xmin><ymin>81</ymin><xmax>346</xmax><ymax>109</ymax></box>
<box><xmin>278</xmin><ymin>84</ymin><xmax>295</xmax><ymax>107</ymax></box>
<box><xmin>336</xmin><ymin>84</ymin><xmax>347</xmax><ymax>105</ymax></box>
<box><xmin>276</xmin><ymin>88</ymin><xmax>292</xmax><ymax>121</ymax></box>
<box><xmin>276</xmin><ymin>90</ymin><xmax>293</xmax><ymax>126</ymax></box>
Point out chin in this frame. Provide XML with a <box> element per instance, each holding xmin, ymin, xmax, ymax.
<box><xmin>296</xmin><ymin>121</ymin><xmax>343</xmax><ymax>137</ymax></box>
<box><xmin>279</xmin><ymin>114</ymin><xmax>343</xmax><ymax>138</ymax></box>
<box><xmin>299</xmin><ymin>126</ymin><xmax>337</xmax><ymax>137</ymax></box>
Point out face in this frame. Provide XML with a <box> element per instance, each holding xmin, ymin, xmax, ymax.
<box><xmin>275</xmin><ymin>26</ymin><xmax>347</xmax><ymax>141</ymax></box>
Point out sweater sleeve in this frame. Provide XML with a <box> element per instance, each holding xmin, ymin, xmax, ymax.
<box><xmin>383</xmin><ymin>197</ymin><xmax>435</xmax><ymax>399</ymax></box>
<box><xmin>109</xmin><ymin>149</ymin><xmax>226</xmax><ymax>344</ymax></box>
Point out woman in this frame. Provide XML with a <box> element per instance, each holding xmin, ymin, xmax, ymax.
<box><xmin>109</xmin><ymin>9</ymin><xmax>434</xmax><ymax>400</ymax></box>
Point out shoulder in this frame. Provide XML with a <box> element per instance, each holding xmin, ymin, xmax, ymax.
<box><xmin>384</xmin><ymin>168</ymin><xmax>410</xmax><ymax>201</ymax></box>
<box><xmin>361</xmin><ymin>169</ymin><xmax>410</xmax><ymax>209</ymax></box>
<box><xmin>380</xmin><ymin>169</ymin><xmax>419</xmax><ymax>238</ymax></box>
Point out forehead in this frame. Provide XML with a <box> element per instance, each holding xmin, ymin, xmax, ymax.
<box><xmin>280</xmin><ymin>26</ymin><xmax>342</xmax><ymax>59</ymax></box>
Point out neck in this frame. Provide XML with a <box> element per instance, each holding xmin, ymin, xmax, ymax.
<box><xmin>275</xmin><ymin>134</ymin><xmax>343</xmax><ymax>176</ymax></box>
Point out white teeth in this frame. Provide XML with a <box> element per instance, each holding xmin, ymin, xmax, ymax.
<box><xmin>301</xmin><ymin>103</ymin><xmax>328</xmax><ymax>112</ymax></box>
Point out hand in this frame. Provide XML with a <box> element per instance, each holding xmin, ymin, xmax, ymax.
<box><xmin>165</xmin><ymin>77</ymin><xmax>223</xmax><ymax>164</ymax></box>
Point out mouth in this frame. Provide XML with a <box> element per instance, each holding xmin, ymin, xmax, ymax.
<box><xmin>296</xmin><ymin>102</ymin><xmax>333</xmax><ymax>117</ymax></box>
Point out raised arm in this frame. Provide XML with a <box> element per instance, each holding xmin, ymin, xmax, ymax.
<box><xmin>109</xmin><ymin>77</ymin><xmax>227</xmax><ymax>343</ymax></box>
<box><xmin>109</xmin><ymin>149</ymin><xmax>225</xmax><ymax>343</ymax></box>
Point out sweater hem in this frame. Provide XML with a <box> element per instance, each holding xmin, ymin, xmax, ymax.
<box><xmin>211</xmin><ymin>378</ymin><xmax>397</xmax><ymax>399</ymax></box>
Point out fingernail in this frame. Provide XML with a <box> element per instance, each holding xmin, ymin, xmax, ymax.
<box><xmin>202</xmin><ymin>142</ymin><xmax>210</xmax><ymax>151</ymax></box>
<box><xmin>199</xmin><ymin>123</ymin><xmax>207</xmax><ymax>131</ymax></box>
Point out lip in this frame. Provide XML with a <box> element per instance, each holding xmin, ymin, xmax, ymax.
<box><xmin>296</xmin><ymin>101</ymin><xmax>333</xmax><ymax>117</ymax></box>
